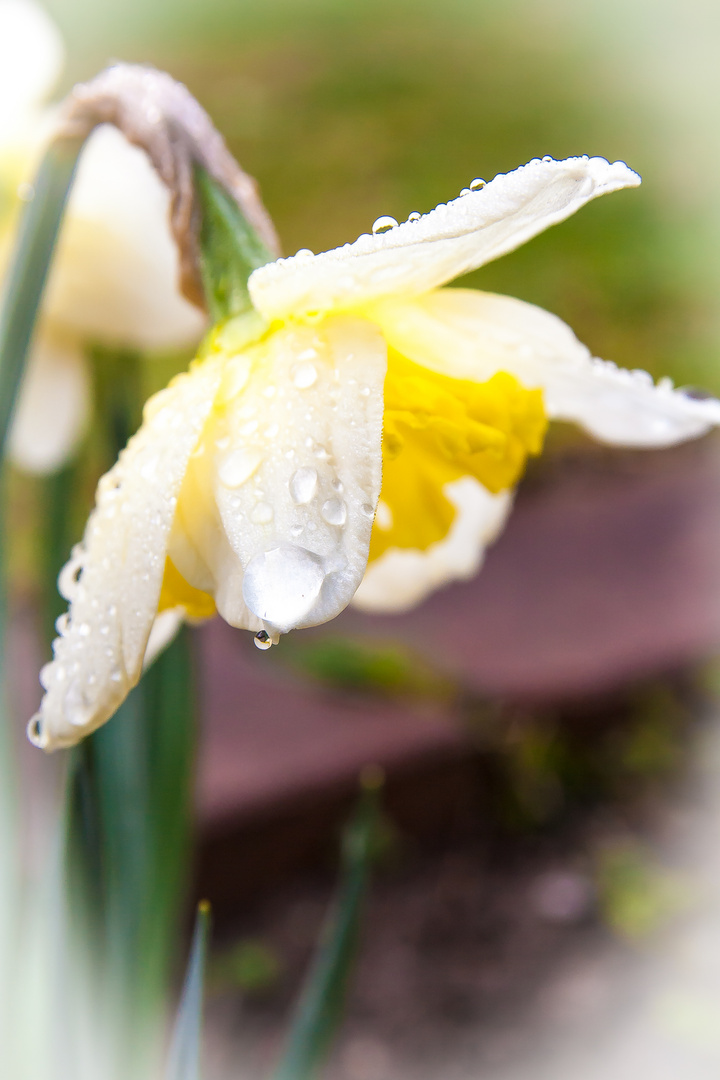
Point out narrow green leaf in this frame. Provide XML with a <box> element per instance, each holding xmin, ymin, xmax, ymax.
<box><xmin>0</xmin><ymin>137</ymin><xmax>83</xmax><ymax>454</ymax></box>
<box><xmin>195</xmin><ymin>165</ymin><xmax>275</xmax><ymax>324</ymax></box>
<box><xmin>272</xmin><ymin>773</ymin><xmax>383</xmax><ymax>1080</ymax></box>
<box><xmin>165</xmin><ymin>902</ymin><xmax>212</xmax><ymax>1080</ymax></box>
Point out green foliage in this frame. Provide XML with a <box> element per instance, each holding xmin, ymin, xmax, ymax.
<box><xmin>272</xmin><ymin>777</ymin><xmax>382</xmax><ymax>1080</ymax></box>
<box><xmin>165</xmin><ymin>903</ymin><xmax>212</xmax><ymax>1080</ymax></box>
<box><xmin>0</xmin><ymin>139</ymin><xmax>84</xmax><ymax>455</ymax></box>
<box><xmin>195</xmin><ymin>165</ymin><xmax>276</xmax><ymax>323</ymax></box>
<box><xmin>210</xmin><ymin>939</ymin><xmax>283</xmax><ymax>994</ymax></box>
<box><xmin>596</xmin><ymin>840</ymin><xmax>694</xmax><ymax>941</ymax></box>
<box><xmin>286</xmin><ymin>636</ymin><xmax>455</xmax><ymax>703</ymax></box>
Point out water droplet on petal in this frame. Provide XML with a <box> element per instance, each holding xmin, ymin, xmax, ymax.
<box><xmin>27</xmin><ymin>714</ymin><xmax>44</xmax><ymax>747</ymax></box>
<box><xmin>322</xmin><ymin>497</ymin><xmax>347</xmax><ymax>526</ymax></box>
<box><xmin>407</xmin><ymin>212</ymin><xmax>421</xmax><ymax>222</ymax></box>
<box><xmin>295</xmin><ymin>248</ymin><xmax>314</xmax><ymax>258</ymax></box>
<box><xmin>78</xmin><ymin>622</ymin><xmax>91</xmax><ymax>637</ymax></box>
<box><xmin>243</xmin><ymin>546</ymin><xmax>326</xmax><ymax>630</ymax></box>
<box><xmin>289</xmin><ymin>467</ymin><xmax>318</xmax><ymax>504</ymax></box>
<box><xmin>469</xmin><ymin>178</ymin><xmax>486</xmax><ymax>191</ymax></box>
<box><xmin>219</xmin><ymin>448</ymin><xmax>263</xmax><ymax>488</ymax></box>
<box><xmin>55</xmin><ymin>613</ymin><xmax>70</xmax><ymax>635</ymax></box>
<box><xmin>251</xmin><ymin>502</ymin><xmax>274</xmax><ymax>524</ymax></box>
<box><xmin>254</xmin><ymin>630</ymin><xmax>273</xmax><ymax>650</ymax></box>
<box><xmin>372</xmin><ymin>215</ymin><xmax>399</xmax><ymax>235</ymax></box>
<box><xmin>542</xmin><ymin>156</ymin><xmax>553</xmax><ymax>163</ymax></box>
<box><xmin>459</xmin><ymin>188</ymin><xmax>471</xmax><ymax>197</ymax></box>
<box><xmin>292</xmin><ymin>362</ymin><xmax>318</xmax><ymax>389</ymax></box>
<box><xmin>361</xmin><ymin>503</ymin><xmax>375</xmax><ymax>517</ymax></box>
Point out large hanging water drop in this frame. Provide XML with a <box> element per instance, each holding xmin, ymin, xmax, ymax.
<box><xmin>469</xmin><ymin>178</ymin><xmax>486</xmax><ymax>190</ymax></box>
<box><xmin>243</xmin><ymin>546</ymin><xmax>326</xmax><ymax>631</ymax></box>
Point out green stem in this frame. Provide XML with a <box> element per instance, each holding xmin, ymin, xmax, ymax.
<box><xmin>272</xmin><ymin>780</ymin><xmax>381</xmax><ymax>1080</ymax></box>
<box><xmin>0</xmin><ymin>138</ymin><xmax>84</xmax><ymax>454</ymax></box>
<box><xmin>195</xmin><ymin>165</ymin><xmax>276</xmax><ymax>324</ymax></box>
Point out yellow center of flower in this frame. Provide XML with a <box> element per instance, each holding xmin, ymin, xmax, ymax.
<box><xmin>368</xmin><ymin>351</ymin><xmax>547</xmax><ymax>562</ymax></box>
<box><xmin>158</xmin><ymin>555</ymin><xmax>217</xmax><ymax>619</ymax></box>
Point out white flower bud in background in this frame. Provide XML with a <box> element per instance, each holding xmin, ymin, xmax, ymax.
<box><xmin>0</xmin><ymin>0</ymin><xmax>206</xmax><ymax>474</ymax></box>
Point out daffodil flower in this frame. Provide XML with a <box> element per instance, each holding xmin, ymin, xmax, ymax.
<box><xmin>0</xmin><ymin>0</ymin><xmax>204</xmax><ymax>472</ymax></box>
<box><xmin>29</xmin><ymin>154</ymin><xmax>720</xmax><ymax>750</ymax></box>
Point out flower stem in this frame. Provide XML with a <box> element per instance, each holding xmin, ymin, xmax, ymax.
<box><xmin>0</xmin><ymin>137</ymin><xmax>83</xmax><ymax>456</ymax></box>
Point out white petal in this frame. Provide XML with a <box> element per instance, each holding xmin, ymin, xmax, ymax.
<box><xmin>249</xmin><ymin>156</ymin><xmax>639</xmax><ymax>320</ymax></box>
<box><xmin>169</xmin><ymin>315</ymin><xmax>386</xmax><ymax>635</ymax></box>
<box><xmin>29</xmin><ymin>359</ymin><xmax>223</xmax><ymax>751</ymax></box>
<box><xmin>353</xmin><ymin>478</ymin><xmax>512</xmax><ymax>612</ymax></box>
<box><xmin>369</xmin><ymin>290</ymin><xmax>720</xmax><ymax>447</ymax></box>
<box><xmin>44</xmin><ymin>125</ymin><xmax>206</xmax><ymax>349</ymax></box>
<box><xmin>7</xmin><ymin>329</ymin><xmax>90</xmax><ymax>473</ymax></box>
<box><xmin>0</xmin><ymin>1</ymin><xmax>63</xmax><ymax>132</ymax></box>
<box><xmin>143</xmin><ymin>607</ymin><xmax>184</xmax><ymax>669</ymax></box>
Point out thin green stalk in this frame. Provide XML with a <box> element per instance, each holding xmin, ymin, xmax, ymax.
<box><xmin>0</xmin><ymin>137</ymin><xmax>84</xmax><ymax>454</ymax></box>
<box><xmin>165</xmin><ymin>902</ymin><xmax>212</xmax><ymax>1080</ymax></box>
<box><xmin>272</xmin><ymin>778</ymin><xmax>382</xmax><ymax>1080</ymax></box>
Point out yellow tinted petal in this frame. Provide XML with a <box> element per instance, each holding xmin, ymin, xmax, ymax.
<box><xmin>169</xmin><ymin>314</ymin><xmax>387</xmax><ymax>635</ymax></box>
<box><xmin>369</xmin><ymin>351</ymin><xmax>546</xmax><ymax>563</ymax></box>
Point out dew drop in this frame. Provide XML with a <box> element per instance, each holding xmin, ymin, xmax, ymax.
<box><xmin>542</xmin><ymin>155</ymin><xmax>553</xmax><ymax>163</ymax></box>
<box><xmin>289</xmin><ymin>467</ymin><xmax>318</xmax><ymax>504</ymax></box>
<box><xmin>322</xmin><ymin>497</ymin><xmax>347</xmax><ymax>526</ymax></box>
<box><xmin>55</xmin><ymin>613</ymin><xmax>70</xmax><ymax>635</ymax></box>
<box><xmin>110</xmin><ymin>667</ymin><xmax>122</xmax><ymax>683</ymax></box>
<box><xmin>78</xmin><ymin>622</ymin><xmax>91</xmax><ymax>637</ymax></box>
<box><xmin>290</xmin><ymin>524</ymin><xmax>303</xmax><ymax>538</ymax></box>
<box><xmin>254</xmin><ymin>630</ymin><xmax>273</xmax><ymax>651</ymax></box>
<box><xmin>293</xmin><ymin>361</ymin><xmax>318</xmax><ymax>389</ymax></box>
<box><xmin>331</xmin><ymin>478</ymin><xmax>344</xmax><ymax>493</ymax></box>
<box><xmin>251</xmin><ymin>502</ymin><xmax>274</xmax><ymax>524</ymax></box>
<box><xmin>372</xmin><ymin>215</ymin><xmax>399</xmax><ymax>235</ymax></box>
<box><xmin>459</xmin><ymin>188</ymin><xmax>471</xmax><ymax>197</ymax></box>
<box><xmin>27</xmin><ymin>714</ymin><xmax>44</xmax><ymax>747</ymax></box>
<box><xmin>219</xmin><ymin>448</ymin><xmax>263</xmax><ymax>488</ymax></box>
<box><xmin>295</xmin><ymin>248</ymin><xmax>314</xmax><ymax>258</ymax></box>
<box><xmin>361</xmin><ymin>503</ymin><xmax>375</xmax><ymax>517</ymax></box>
<box><xmin>469</xmin><ymin>177</ymin><xmax>486</xmax><ymax>190</ymax></box>
<box><xmin>407</xmin><ymin>212</ymin><xmax>421</xmax><ymax>222</ymax></box>
<box><xmin>243</xmin><ymin>546</ymin><xmax>326</xmax><ymax>630</ymax></box>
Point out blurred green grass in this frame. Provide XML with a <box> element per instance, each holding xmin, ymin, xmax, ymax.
<box><xmin>40</xmin><ymin>0</ymin><xmax>720</xmax><ymax>392</ymax></box>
